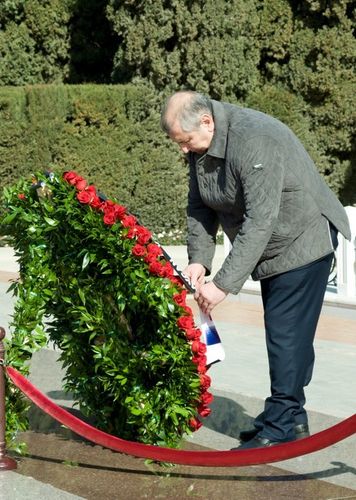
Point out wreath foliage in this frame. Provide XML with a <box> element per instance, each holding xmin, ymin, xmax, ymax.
<box><xmin>1</xmin><ymin>171</ymin><xmax>213</xmax><ymax>450</ymax></box>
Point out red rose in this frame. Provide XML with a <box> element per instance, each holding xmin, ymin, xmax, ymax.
<box><xmin>200</xmin><ymin>374</ymin><xmax>211</xmax><ymax>390</ymax></box>
<box><xmin>192</xmin><ymin>354</ymin><xmax>207</xmax><ymax>366</ymax></box>
<box><xmin>192</xmin><ymin>354</ymin><xmax>207</xmax><ymax>374</ymax></box>
<box><xmin>173</xmin><ymin>290</ymin><xmax>188</xmax><ymax>307</ymax></box>
<box><xmin>136</xmin><ymin>226</ymin><xmax>152</xmax><ymax>245</ymax></box>
<box><xmin>101</xmin><ymin>200</ymin><xmax>126</xmax><ymax>221</ymax></box>
<box><xmin>160</xmin><ymin>261</ymin><xmax>174</xmax><ymax>278</ymax></box>
<box><xmin>77</xmin><ymin>191</ymin><xmax>92</xmax><ymax>204</ymax></box>
<box><xmin>126</xmin><ymin>227</ymin><xmax>137</xmax><ymax>239</ymax></box>
<box><xmin>18</xmin><ymin>193</ymin><xmax>25</xmax><ymax>200</ymax></box>
<box><xmin>75</xmin><ymin>178</ymin><xmax>87</xmax><ymax>190</ymax></box>
<box><xmin>144</xmin><ymin>253</ymin><xmax>158</xmax><ymax>264</ymax></box>
<box><xmin>191</xmin><ymin>341</ymin><xmax>200</xmax><ymax>353</ymax></box>
<box><xmin>132</xmin><ymin>244</ymin><xmax>146</xmax><ymax>258</ymax></box>
<box><xmin>198</xmin><ymin>405</ymin><xmax>211</xmax><ymax>417</ymax></box>
<box><xmin>113</xmin><ymin>204</ymin><xmax>126</xmax><ymax>220</ymax></box>
<box><xmin>148</xmin><ymin>261</ymin><xmax>163</xmax><ymax>275</ymax></box>
<box><xmin>102</xmin><ymin>204</ymin><xmax>125</xmax><ymax>225</ymax></box>
<box><xmin>63</xmin><ymin>171</ymin><xmax>79</xmax><ymax>185</ymax></box>
<box><xmin>177</xmin><ymin>316</ymin><xmax>195</xmax><ymax>331</ymax></box>
<box><xmin>86</xmin><ymin>185</ymin><xmax>96</xmax><ymax>196</ymax></box>
<box><xmin>200</xmin><ymin>391</ymin><xmax>213</xmax><ymax>405</ymax></box>
<box><xmin>147</xmin><ymin>243</ymin><xmax>162</xmax><ymax>257</ymax></box>
<box><xmin>185</xmin><ymin>328</ymin><xmax>201</xmax><ymax>341</ymax></box>
<box><xmin>191</xmin><ymin>341</ymin><xmax>207</xmax><ymax>355</ymax></box>
<box><xmin>189</xmin><ymin>417</ymin><xmax>202</xmax><ymax>431</ymax></box>
<box><xmin>197</xmin><ymin>363</ymin><xmax>207</xmax><ymax>374</ymax></box>
<box><xmin>101</xmin><ymin>199</ymin><xmax>115</xmax><ymax>211</ymax></box>
<box><xmin>170</xmin><ymin>276</ymin><xmax>184</xmax><ymax>287</ymax></box>
<box><xmin>103</xmin><ymin>212</ymin><xmax>117</xmax><ymax>225</ymax></box>
<box><xmin>122</xmin><ymin>214</ymin><xmax>137</xmax><ymax>228</ymax></box>
<box><xmin>102</xmin><ymin>203</ymin><xmax>115</xmax><ymax>216</ymax></box>
<box><xmin>90</xmin><ymin>196</ymin><xmax>102</xmax><ymax>209</ymax></box>
<box><xmin>182</xmin><ymin>305</ymin><xmax>193</xmax><ymax>315</ymax></box>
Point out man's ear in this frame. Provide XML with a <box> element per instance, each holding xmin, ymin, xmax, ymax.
<box><xmin>200</xmin><ymin>114</ymin><xmax>214</xmax><ymax>132</ymax></box>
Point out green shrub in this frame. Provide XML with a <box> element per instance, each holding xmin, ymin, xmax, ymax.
<box><xmin>0</xmin><ymin>0</ymin><xmax>72</xmax><ymax>85</ymax></box>
<box><xmin>107</xmin><ymin>0</ymin><xmax>261</xmax><ymax>101</ymax></box>
<box><xmin>0</xmin><ymin>0</ymin><xmax>116</xmax><ymax>85</ymax></box>
<box><xmin>258</xmin><ymin>1</ymin><xmax>356</xmax><ymax>201</ymax></box>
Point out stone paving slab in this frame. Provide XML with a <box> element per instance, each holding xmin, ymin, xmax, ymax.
<box><xmin>0</xmin><ymin>470</ymin><xmax>84</xmax><ymax>499</ymax></box>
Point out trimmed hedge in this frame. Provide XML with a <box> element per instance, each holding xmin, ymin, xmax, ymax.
<box><xmin>0</xmin><ymin>84</ymin><xmax>188</xmax><ymax>242</ymax></box>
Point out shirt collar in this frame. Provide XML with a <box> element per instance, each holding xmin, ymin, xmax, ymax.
<box><xmin>207</xmin><ymin>99</ymin><xmax>228</xmax><ymax>159</ymax></box>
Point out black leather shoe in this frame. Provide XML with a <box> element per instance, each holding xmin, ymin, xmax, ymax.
<box><xmin>294</xmin><ymin>423</ymin><xmax>310</xmax><ymax>439</ymax></box>
<box><xmin>232</xmin><ymin>436</ymin><xmax>295</xmax><ymax>450</ymax></box>
<box><xmin>239</xmin><ymin>423</ymin><xmax>309</xmax><ymax>442</ymax></box>
<box><xmin>239</xmin><ymin>428</ymin><xmax>261</xmax><ymax>442</ymax></box>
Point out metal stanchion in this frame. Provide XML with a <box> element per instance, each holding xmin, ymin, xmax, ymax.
<box><xmin>0</xmin><ymin>327</ymin><xmax>17</xmax><ymax>470</ymax></box>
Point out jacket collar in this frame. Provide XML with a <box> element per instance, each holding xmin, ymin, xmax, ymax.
<box><xmin>207</xmin><ymin>100</ymin><xmax>228</xmax><ymax>159</ymax></box>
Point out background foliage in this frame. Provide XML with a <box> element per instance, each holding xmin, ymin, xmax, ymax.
<box><xmin>0</xmin><ymin>0</ymin><xmax>355</xmax><ymax>230</ymax></box>
<box><xmin>107</xmin><ymin>0</ymin><xmax>355</xmax><ymax>203</ymax></box>
<box><xmin>0</xmin><ymin>84</ymin><xmax>188</xmax><ymax>242</ymax></box>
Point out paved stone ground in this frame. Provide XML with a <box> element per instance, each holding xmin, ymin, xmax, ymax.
<box><xmin>8</xmin><ymin>431</ymin><xmax>356</xmax><ymax>500</ymax></box>
<box><xmin>1</xmin><ymin>246</ymin><xmax>356</xmax><ymax>499</ymax></box>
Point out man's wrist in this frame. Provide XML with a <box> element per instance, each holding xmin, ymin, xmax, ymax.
<box><xmin>212</xmin><ymin>278</ymin><xmax>229</xmax><ymax>295</ymax></box>
<box><xmin>188</xmin><ymin>261</ymin><xmax>210</xmax><ymax>276</ymax></box>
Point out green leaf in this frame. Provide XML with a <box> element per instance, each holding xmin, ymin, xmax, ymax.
<box><xmin>62</xmin><ymin>460</ymin><xmax>79</xmax><ymax>467</ymax></box>
<box><xmin>130</xmin><ymin>407</ymin><xmax>142</xmax><ymax>416</ymax></box>
<box><xmin>44</xmin><ymin>217</ymin><xmax>58</xmax><ymax>227</ymax></box>
<box><xmin>78</xmin><ymin>288</ymin><xmax>86</xmax><ymax>305</ymax></box>
<box><xmin>2</xmin><ymin>211</ymin><xmax>18</xmax><ymax>224</ymax></box>
<box><xmin>81</xmin><ymin>252</ymin><xmax>90</xmax><ymax>270</ymax></box>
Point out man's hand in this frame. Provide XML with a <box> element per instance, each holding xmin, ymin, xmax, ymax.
<box><xmin>182</xmin><ymin>263</ymin><xmax>206</xmax><ymax>290</ymax></box>
<box><xmin>194</xmin><ymin>281</ymin><xmax>227</xmax><ymax>315</ymax></box>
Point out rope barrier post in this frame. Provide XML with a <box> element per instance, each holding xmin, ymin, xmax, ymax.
<box><xmin>0</xmin><ymin>327</ymin><xmax>17</xmax><ymax>470</ymax></box>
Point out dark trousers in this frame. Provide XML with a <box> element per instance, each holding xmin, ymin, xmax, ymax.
<box><xmin>254</xmin><ymin>228</ymin><xmax>338</xmax><ymax>441</ymax></box>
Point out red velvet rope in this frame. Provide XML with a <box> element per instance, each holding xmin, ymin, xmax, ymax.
<box><xmin>6</xmin><ymin>365</ymin><xmax>356</xmax><ymax>467</ymax></box>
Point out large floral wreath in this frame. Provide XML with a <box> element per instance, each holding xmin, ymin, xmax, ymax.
<box><xmin>1</xmin><ymin>171</ymin><xmax>213</xmax><ymax>449</ymax></box>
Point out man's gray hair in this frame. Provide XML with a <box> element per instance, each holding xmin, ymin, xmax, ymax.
<box><xmin>161</xmin><ymin>91</ymin><xmax>211</xmax><ymax>134</ymax></box>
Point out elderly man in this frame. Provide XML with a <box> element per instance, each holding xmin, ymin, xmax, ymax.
<box><xmin>161</xmin><ymin>90</ymin><xmax>351</xmax><ymax>449</ymax></box>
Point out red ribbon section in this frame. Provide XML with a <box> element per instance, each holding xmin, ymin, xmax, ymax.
<box><xmin>6</xmin><ymin>365</ymin><xmax>356</xmax><ymax>467</ymax></box>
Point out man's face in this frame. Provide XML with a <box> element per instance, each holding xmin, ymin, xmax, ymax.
<box><xmin>168</xmin><ymin>115</ymin><xmax>214</xmax><ymax>154</ymax></box>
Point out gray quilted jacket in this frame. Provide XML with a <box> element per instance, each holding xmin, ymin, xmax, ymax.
<box><xmin>187</xmin><ymin>100</ymin><xmax>351</xmax><ymax>294</ymax></box>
